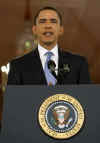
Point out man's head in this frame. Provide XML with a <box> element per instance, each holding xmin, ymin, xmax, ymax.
<box><xmin>32</xmin><ymin>6</ymin><xmax>64</xmax><ymax>50</ymax></box>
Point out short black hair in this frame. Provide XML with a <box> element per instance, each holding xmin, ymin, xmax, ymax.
<box><xmin>34</xmin><ymin>6</ymin><xmax>62</xmax><ymax>26</ymax></box>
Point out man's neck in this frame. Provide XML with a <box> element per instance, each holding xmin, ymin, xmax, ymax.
<box><xmin>39</xmin><ymin>42</ymin><xmax>57</xmax><ymax>50</ymax></box>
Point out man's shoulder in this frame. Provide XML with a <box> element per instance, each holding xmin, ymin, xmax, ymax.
<box><xmin>10</xmin><ymin>50</ymin><xmax>36</xmax><ymax>65</ymax></box>
<box><xmin>61</xmin><ymin>50</ymin><xmax>87</xmax><ymax>63</ymax></box>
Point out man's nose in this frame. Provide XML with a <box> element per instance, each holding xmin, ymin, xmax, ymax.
<box><xmin>44</xmin><ymin>21</ymin><xmax>52</xmax><ymax>29</ymax></box>
<box><xmin>44</xmin><ymin>25</ymin><xmax>52</xmax><ymax>29</ymax></box>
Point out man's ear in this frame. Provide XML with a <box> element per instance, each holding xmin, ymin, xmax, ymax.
<box><xmin>32</xmin><ymin>25</ymin><xmax>37</xmax><ymax>35</ymax></box>
<box><xmin>59</xmin><ymin>26</ymin><xmax>64</xmax><ymax>36</ymax></box>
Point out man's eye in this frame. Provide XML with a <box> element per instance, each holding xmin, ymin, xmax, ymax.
<box><xmin>51</xmin><ymin>19</ymin><xmax>58</xmax><ymax>23</ymax></box>
<box><xmin>39</xmin><ymin>19</ymin><xmax>46</xmax><ymax>23</ymax></box>
<box><xmin>38</xmin><ymin>19</ymin><xmax>58</xmax><ymax>24</ymax></box>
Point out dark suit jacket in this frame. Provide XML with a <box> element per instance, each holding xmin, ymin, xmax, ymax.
<box><xmin>7</xmin><ymin>48</ymin><xmax>91</xmax><ymax>85</ymax></box>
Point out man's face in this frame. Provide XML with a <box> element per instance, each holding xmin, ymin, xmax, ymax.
<box><xmin>32</xmin><ymin>10</ymin><xmax>63</xmax><ymax>48</ymax></box>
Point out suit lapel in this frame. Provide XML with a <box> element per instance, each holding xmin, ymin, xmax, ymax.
<box><xmin>57</xmin><ymin>48</ymin><xmax>69</xmax><ymax>85</ymax></box>
<box><xmin>32</xmin><ymin>48</ymin><xmax>47</xmax><ymax>84</ymax></box>
<box><xmin>57</xmin><ymin>48</ymin><xmax>63</xmax><ymax>84</ymax></box>
<box><xmin>58</xmin><ymin>48</ymin><xmax>63</xmax><ymax>71</ymax></box>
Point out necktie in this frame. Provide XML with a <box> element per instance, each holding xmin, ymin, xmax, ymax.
<box><xmin>44</xmin><ymin>52</ymin><xmax>57</xmax><ymax>86</ymax></box>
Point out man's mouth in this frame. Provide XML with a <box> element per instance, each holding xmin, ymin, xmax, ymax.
<box><xmin>43</xmin><ymin>32</ymin><xmax>54</xmax><ymax>36</ymax></box>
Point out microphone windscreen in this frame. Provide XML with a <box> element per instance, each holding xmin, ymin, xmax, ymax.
<box><xmin>48</xmin><ymin>60</ymin><xmax>56</xmax><ymax>70</ymax></box>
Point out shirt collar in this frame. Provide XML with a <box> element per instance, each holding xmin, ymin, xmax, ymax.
<box><xmin>38</xmin><ymin>44</ymin><xmax>58</xmax><ymax>57</ymax></box>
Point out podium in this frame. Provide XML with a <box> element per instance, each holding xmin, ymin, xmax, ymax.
<box><xmin>0</xmin><ymin>85</ymin><xmax>100</xmax><ymax>143</ymax></box>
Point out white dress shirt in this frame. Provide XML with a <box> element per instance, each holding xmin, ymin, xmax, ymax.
<box><xmin>38</xmin><ymin>44</ymin><xmax>58</xmax><ymax>75</ymax></box>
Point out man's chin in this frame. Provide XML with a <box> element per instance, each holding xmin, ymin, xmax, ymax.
<box><xmin>43</xmin><ymin>40</ymin><xmax>56</xmax><ymax>46</ymax></box>
<box><xmin>44</xmin><ymin>42</ymin><xmax>53</xmax><ymax>46</ymax></box>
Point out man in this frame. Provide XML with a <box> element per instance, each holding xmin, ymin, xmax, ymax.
<box><xmin>8</xmin><ymin>6</ymin><xmax>91</xmax><ymax>85</ymax></box>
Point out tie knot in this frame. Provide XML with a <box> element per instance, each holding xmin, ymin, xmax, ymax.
<box><xmin>45</xmin><ymin>52</ymin><xmax>53</xmax><ymax>61</ymax></box>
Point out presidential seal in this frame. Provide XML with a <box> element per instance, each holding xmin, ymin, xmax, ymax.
<box><xmin>38</xmin><ymin>94</ymin><xmax>84</xmax><ymax>139</ymax></box>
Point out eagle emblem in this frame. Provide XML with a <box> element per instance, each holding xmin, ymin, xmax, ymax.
<box><xmin>53</xmin><ymin>105</ymin><xmax>73</xmax><ymax>129</ymax></box>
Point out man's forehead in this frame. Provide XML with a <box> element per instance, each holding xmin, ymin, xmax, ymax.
<box><xmin>37</xmin><ymin>10</ymin><xmax>59</xmax><ymax>19</ymax></box>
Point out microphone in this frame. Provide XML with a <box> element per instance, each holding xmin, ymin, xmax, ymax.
<box><xmin>48</xmin><ymin>60</ymin><xmax>70</xmax><ymax>84</ymax></box>
<box><xmin>48</xmin><ymin>60</ymin><xmax>57</xmax><ymax>79</ymax></box>
<box><xmin>48</xmin><ymin>60</ymin><xmax>56</xmax><ymax>71</ymax></box>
